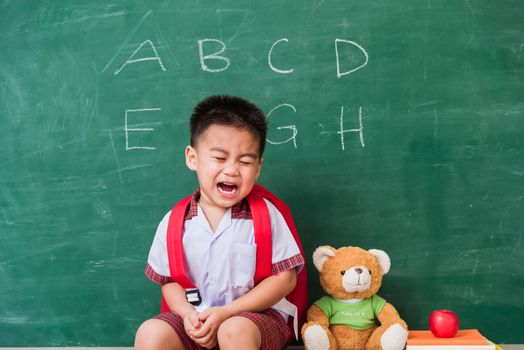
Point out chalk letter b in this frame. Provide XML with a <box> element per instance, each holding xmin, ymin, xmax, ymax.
<box><xmin>198</xmin><ymin>39</ymin><xmax>230</xmax><ymax>73</ymax></box>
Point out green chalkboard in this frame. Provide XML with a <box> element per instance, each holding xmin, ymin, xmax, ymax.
<box><xmin>1</xmin><ymin>0</ymin><xmax>523</xmax><ymax>346</ymax></box>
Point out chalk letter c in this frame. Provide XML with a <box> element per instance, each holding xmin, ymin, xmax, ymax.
<box><xmin>268</xmin><ymin>38</ymin><xmax>294</xmax><ymax>74</ymax></box>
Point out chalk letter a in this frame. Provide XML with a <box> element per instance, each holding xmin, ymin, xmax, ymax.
<box><xmin>114</xmin><ymin>40</ymin><xmax>167</xmax><ymax>75</ymax></box>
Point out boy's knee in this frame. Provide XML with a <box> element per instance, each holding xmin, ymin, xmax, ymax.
<box><xmin>135</xmin><ymin>318</ymin><xmax>181</xmax><ymax>350</ymax></box>
<box><xmin>218</xmin><ymin>316</ymin><xmax>260</xmax><ymax>347</ymax></box>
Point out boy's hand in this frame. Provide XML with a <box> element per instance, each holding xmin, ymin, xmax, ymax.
<box><xmin>182</xmin><ymin>310</ymin><xmax>202</xmax><ymax>334</ymax></box>
<box><xmin>189</xmin><ymin>306</ymin><xmax>232</xmax><ymax>349</ymax></box>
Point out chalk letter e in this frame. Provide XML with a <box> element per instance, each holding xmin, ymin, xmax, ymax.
<box><xmin>124</xmin><ymin>108</ymin><xmax>160</xmax><ymax>150</ymax></box>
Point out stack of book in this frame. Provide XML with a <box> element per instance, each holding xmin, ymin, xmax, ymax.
<box><xmin>407</xmin><ymin>329</ymin><xmax>498</xmax><ymax>350</ymax></box>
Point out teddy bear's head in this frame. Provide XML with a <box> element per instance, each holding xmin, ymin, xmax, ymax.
<box><xmin>312</xmin><ymin>246</ymin><xmax>391</xmax><ymax>300</ymax></box>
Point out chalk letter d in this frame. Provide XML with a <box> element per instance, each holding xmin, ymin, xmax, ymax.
<box><xmin>335</xmin><ymin>39</ymin><xmax>369</xmax><ymax>78</ymax></box>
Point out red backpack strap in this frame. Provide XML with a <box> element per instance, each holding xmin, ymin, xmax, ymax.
<box><xmin>251</xmin><ymin>184</ymin><xmax>308</xmax><ymax>340</ymax></box>
<box><xmin>161</xmin><ymin>195</ymin><xmax>195</xmax><ymax>312</ymax></box>
<box><xmin>252</xmin><ymin>185</ymin><xmax>305</xmax><ymax>250</ymax></box>
<box><xmin>166</xmin><ymin>195</ymin><xmax>196</xmax><ymax>289</ymax></box>
<box><xmin>246</xmin><ymin>187</ymin><xmax>273</xmax><ymax>284</ymax></box>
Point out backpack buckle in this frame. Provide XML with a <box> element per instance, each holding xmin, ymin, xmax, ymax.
<box><xmin>185</xmin><ymin>288</ymin><xmax>202</xmax><ymax>306</ymax></box>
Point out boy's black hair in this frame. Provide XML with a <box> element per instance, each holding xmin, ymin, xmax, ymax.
<box><xmin>190</xmin><ymin>95</ymin><xmax>268</xmax><ymax>156</ymax></box>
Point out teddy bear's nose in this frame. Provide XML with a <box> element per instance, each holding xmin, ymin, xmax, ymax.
<box><xmin>355</xmin><ymin>267</ymin><xmax>363</xmax><ymax>274</ymax></box>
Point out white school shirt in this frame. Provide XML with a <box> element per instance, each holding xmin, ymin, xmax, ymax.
<box><xmin>147</xmin><ymin>198</ymin><xmax>303</xmax><ymax>321</ymax></box>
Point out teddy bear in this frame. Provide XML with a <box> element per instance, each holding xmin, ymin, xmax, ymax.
<box><xmin>301</xmin><ymin>246</ymin><xmax>408</xmax><ymax>350</ymax></box>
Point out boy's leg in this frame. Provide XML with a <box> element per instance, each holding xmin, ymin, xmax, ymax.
<box><xmin>135</xmin><ymin>318</ymin><xmax>185</xmax><ymax>350</ymax></box>
<box><xmin>135</xmin><ymin>313</ymin><xmax>202</xmax><ymax>350</ymax></box>
<box><xmin>217</xmin><ymin>309</ymin><xmax>291</xmax><ymax>350</ymax></box>
<box><xmin>217</xmin><ymin>316</ymin><xmax>261</xmax><ymax>350</ymax></box>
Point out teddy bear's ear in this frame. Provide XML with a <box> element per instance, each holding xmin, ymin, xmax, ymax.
<box><xmin>312</xmin><ymin>246</ymin><xmax>337</xmax><ymax>272</ymax></box>
<box><xmin>369</xmin><ymin>249</ymin><xmax>391</xmax><ymax>275</ymax></box>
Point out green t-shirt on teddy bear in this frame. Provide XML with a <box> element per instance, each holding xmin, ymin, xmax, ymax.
<box><xmin>314</xmin><ymin>295</ymin><xmax>386</xmax><ymax>330</ymax></box>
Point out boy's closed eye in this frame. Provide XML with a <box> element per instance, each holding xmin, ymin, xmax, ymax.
<box><xmin>213</xmin><ymin>157</ymin><xmax>253</xmax><ymax>166</ymax></box>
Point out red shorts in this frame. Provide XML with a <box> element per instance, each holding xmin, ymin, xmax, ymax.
<box><xmin>154</xmin><ymin>309</ymin><xmax>291</xmax><ymax>350</ymax></box>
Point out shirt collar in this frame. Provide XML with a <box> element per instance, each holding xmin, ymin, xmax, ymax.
<box><xmin>185</xmin><ymin>188</ymin><xmax>252</xmax><ymax>220</ymax></box>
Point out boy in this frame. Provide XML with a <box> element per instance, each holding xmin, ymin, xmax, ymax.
<box><xmin>135</xmin><ymin>96</ymin><xmax>304</xmax><ymax>350</ymax></box>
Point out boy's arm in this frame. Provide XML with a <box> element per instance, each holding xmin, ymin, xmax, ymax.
<box><xmin>162</xmin><ymin>282</ymin><xmax>202</xmax><ymax>331</ymax></box>
<box><xmin>225</xmin><ymin>268</ymin><xmax>297</xmax><ymax>314</ymax></box>
<box><xmin>190</xmin><ymin>268</ymin><xmax>297</xmax><ymax>344</ymax></box>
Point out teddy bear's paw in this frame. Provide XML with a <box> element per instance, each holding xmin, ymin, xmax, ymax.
<box><xmin>303</xmin><ymin>324</ymin><xmax>331</xmax><ymax>350</ymax></box>
<box><xmin>380</xmin><ymin>323</ymin><xmax>408</xmax><ymax>350</ymax></box>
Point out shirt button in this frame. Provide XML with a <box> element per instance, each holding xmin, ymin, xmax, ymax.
<box><xmin>209</xmin><ymin>277</ymin><xmax>216</xmax><ymax>285</ymax></box>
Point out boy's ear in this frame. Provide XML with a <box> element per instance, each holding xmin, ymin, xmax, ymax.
<box><xmin>185</xmin><ymin>145</ymin><xmax>197</xmax><ymax>171</ymax></box>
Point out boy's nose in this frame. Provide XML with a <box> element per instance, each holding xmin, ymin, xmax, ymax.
<box><xmin>223</xmin><ymin>161</ymin><xmax>240</xmax><ymax>176</ymax></box>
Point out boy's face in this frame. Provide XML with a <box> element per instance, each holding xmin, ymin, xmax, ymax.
<box><xmin>185</xmin><ymin>124</ymin><xmax>263</xmax><ymax>211</ymax></box>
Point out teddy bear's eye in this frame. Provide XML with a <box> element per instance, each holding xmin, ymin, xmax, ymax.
<box><xmin>341</xmin><ymin>271</ymin><xmax>345</xmax><ymax>276</ymax></box>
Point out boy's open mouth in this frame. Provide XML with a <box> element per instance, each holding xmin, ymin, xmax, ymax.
<box><xmin>217</xmin><ymin>182</ymin><xmax>238</xmax><ymax>195</ymax></box>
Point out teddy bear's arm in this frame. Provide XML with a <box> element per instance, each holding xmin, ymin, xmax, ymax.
<box><xmin>302</xmin><ymin>305</ymin><xmax>338</xmax><ymax>350</ymax></box>
<box><xmin>306</xmin><ymin>304</ymin><xmax>331</xmax><ymax>327</ymax></box>
<box><xmin>366</xmin><ymin>303</ymin><xmax>408</xmax><ymax>350</ymax></box>
<box><xmin>376</xmin><ymin>302</ymin><xmax>407</xmax><ymax>329</ymax></box>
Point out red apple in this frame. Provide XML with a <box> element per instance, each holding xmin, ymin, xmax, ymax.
<box><xmin>428</xmin><ymin>310</ymin><xmax>459</xmax><ymax>338</ymax></box>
